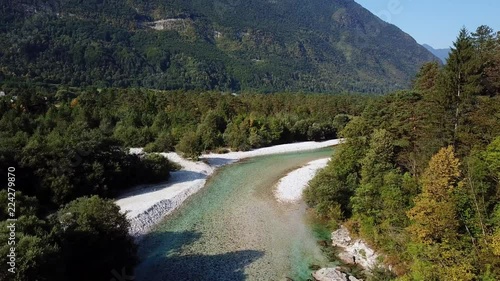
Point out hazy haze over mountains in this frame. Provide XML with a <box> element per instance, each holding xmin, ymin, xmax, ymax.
<box><xmin>422</xmin><ymin>44</ymin><xmax>451</xmax><ymax>64</ymax></box>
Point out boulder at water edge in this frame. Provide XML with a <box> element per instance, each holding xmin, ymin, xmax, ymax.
<box><xmin>312</xmin><ymin>267</ymin><xmax>361</xmax><ymax>281</ymax></box>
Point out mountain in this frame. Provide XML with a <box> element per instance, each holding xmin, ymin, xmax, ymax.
<box><xmin>423</xmin><ymin>44</ymin><xmax>451</xmax><ymax>64</ymax></box>
<box><xmin>0</xmin><ymin>0</ymin><xmax>438</xmax><ymax>93</ymax></box>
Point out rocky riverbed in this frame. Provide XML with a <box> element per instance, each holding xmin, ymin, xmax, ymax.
<box><xmin>135</xmin><ymin>148</ymin><xmax>337</xmax><ymax>280</ymax></box>
<box><xmin>117</xmin><ymin>140</ymin><xmax>342</xmax><ymax>237</ymax></box>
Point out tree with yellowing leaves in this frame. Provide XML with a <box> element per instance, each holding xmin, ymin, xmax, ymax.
<box><xmin>407</xmin><ymin>146</ymin><xmax>461</xmax><ymax>244</ymax></box>
<box><xmin>406</xmin><ymin>146</ymin><xmax>475</xmax><ymax>280</ymax></box>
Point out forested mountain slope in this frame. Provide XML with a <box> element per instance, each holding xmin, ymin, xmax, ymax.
<box><xmin>0</xmin><ymin>0</ymin><xmax>437</xmax><ymax>93</ymax></box>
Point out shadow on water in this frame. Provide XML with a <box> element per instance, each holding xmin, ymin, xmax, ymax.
<box><xmin>139</xmin><ymin>231</ymin><xmax>203</xmax><ymax>258</ymax></box>
<box><xmin>136</xmin><ymin>231</ymin><xmax>264</xmax><ymax>281</ymax></box>
<box><xmin>202</xmin><ymin>157</ymin><xmax>238</xmax><ymax>167</ymax></box>
<box><xmin>169</xmin><ymin>170</ymin><xmax>207</xmax><ymax>182</ymax></box>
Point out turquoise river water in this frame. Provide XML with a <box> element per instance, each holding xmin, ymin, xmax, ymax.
<box><xmin>136</xmin><ymin>147</ymin><xmax>337</xmax><ymax>281</ymax></box>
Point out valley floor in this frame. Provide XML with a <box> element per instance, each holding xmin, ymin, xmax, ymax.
<box><xmin>116</xmin><ymin>139</ymin><xmax>343</xmax><ymax>237</ymax></box>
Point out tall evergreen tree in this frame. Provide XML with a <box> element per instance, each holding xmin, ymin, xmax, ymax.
<box><xmin>414</xmin><ymin>62</ymin><xmax>441</xmax><ymax>94</ymax></box>
<box><xmin>472</xmin><ymin>25</ymin><xmax>497</xmax><ymax>96</ymax></box>
<box><xmin>413</xmin><ymin>63</ymin><xmax>451</xmax><ymax>172</ymax></box>
<box><xmin>440</xmin><ymin>28</ymin><xmax>482</xmax><ymax>151</ymax></box>
<box><xmin>472</xmin><ymin>25</ymin><xmax>495</xmax><ymax>56</ymax></box>
<box><xmin>351</xmin><ymin>129</ymin><xmax>396</xmax><ymax>233</ymax></box>
<box><xmin>483</xmin><ymin>30</ymin><xmax>500</xmax><ymax>95</ymax></box>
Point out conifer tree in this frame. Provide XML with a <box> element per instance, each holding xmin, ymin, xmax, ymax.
<box><xmin>440</xmin><ymin>28</ymin><xmax>482</xmax><ymax>150</ymax></box>
<box><xmin>471</xmin><ymin>25</ymin><xmax>497</xmax><ymax>95</ymax></box>
<box><xmin>414</xmin><ymin>62</ymin><xmax>440</xmax><ymax>94</ymax></box>
<box><xmin>352</xmin><ymin>129</ymin><xmax>395</xmax><ymax>230</ymax></box>
<box><xmin>472</xmin><ymin>25</ymin><xmax>495</xmax><ymax>56</ymax></box>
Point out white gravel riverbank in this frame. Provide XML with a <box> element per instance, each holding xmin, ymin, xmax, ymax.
<box><xmin>116</xmin><ymin>139</ymin><xmax>342</xmax><ymax>237</ymax></box>
<box><xmin>274</xmin><ymin>158</ymin><xmax>330</xmax><ymax>203</ymax></box>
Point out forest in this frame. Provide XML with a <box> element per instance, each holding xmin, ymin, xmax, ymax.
<box><xmin>0</xmin><ymin>1</ymin><xmax>499</xmax><ymax>277</ymax></box>
<box><xmin>0</xmin><ymin>85</ymin><xmax>370</xmax><ymax>280</ymax></box>
<box><xmin>0</xmin><ymin>0</ymin><xmax>435</xmax><ymax>93</ymax></box>
<box><xmin>305</xmin><ymin>26</ymin><xmax>500</xmax><ymax>280</ymax></box>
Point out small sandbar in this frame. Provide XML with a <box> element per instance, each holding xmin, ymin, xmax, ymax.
<box><xmin>274</xmin><ymin>158</ymin><xmax>330</xmax><ymax>203</ymax></box>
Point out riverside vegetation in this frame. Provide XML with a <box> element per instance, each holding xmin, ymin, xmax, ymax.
<box><xmin>305</xmin><ymin>26</ymin><xmax>500</xmax><ymax>280</ymax></box>
<box><xmin>0</xmin><ymin>87</ymin><xmax>367</xmax><ymax>280</ymax></box>
<box><xmin>0</xmin><ymin>2</ymin><xmax>498</xmax><ymax>279</ymax></box>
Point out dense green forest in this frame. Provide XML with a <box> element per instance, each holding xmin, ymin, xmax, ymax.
<box><xmin>0</xmin><ymin>86</ymin><xmax>370</xmax><ymax>280</ymax></box>
<box><xmin>0</xmin><ymin>0</ymin><xmax>498</xmax><ymax>278</ymax></box>
<box><xmin>0</xmin><ymin>0</ymin><xmax>436</xmax><ymax>93</ymax></box>
<box><xmin>305</xmin><ymin>26</ymin><xmax>500</xmax><ymax>280</ymax></box>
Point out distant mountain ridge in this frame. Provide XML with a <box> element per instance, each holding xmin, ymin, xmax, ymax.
<box><xmin>423</xmin><ymin>44</ymin><xmax>451</xmax><ymax>64</ymax></box>
<box><xmin>0</xmin><ymin>0</ymin><xmax>439</xmax><ymax>93</ymax></box>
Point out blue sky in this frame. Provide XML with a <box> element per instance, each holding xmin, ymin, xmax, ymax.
<box><xmin>354</xmin><ymin>0</ymin><xmax>500</xmax><ymax>49</ymax></box>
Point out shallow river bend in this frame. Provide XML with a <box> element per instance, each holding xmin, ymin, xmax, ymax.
<box><xmin>136</xmin><ymin>147</ymin><xmax>336</xmax><ymax>281</ymax></box>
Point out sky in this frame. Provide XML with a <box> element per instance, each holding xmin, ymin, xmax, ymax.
<box><xmin>354</xmin><ymin>0</ymin><xmax>500</xmax><ymax>49</ymax></box>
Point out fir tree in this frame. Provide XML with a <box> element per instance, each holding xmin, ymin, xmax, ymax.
<box><xmin>441</xmin><ymin>28</ymin><xmax>482</xmax><ymax>151</ymax></box>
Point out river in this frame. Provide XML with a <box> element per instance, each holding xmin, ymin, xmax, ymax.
<box><xmin>136</xmin><ymin>147</ymin><xmax>336</xmax><ymax>281</ymax></box>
